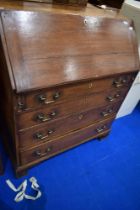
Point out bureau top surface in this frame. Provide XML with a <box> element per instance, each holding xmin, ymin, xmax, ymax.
<box><xmin>0</xmin><ymin>10</ymin><xmax>139</xmax><ymax>93</ymax></box>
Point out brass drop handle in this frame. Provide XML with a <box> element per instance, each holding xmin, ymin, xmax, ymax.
<box><xmin>113</xmin><ymin>81</ymin><xmax>123</xmax><ymax>88</ymax></box>
<box><xmin>36</xmin><ymin>111</ymin><xmax>57</xmax><ymax>122</ymax></box>
<box><xmin>53</xmin><ymin>92</ymin><xmax>60</xmax><ymax>100</ymax></box>
<box><xmin>34</xmin><ymin>147</ymin><xmax>52</xmax><ymax>157</ymax></box>
<box><xmin>44</xmin><ymin>100</ymin><xmax>55</xmax><ymax>105</ymax></box>
<box><xmin>18</xmin><ymin>101</ymin><xmax>24</xmax><ymax>108</ymax></box>
<box><xmin>101</xmin><ymin>109</ymin><xmax>113</xmax><ymax>117</ymax></box>
<box><xmin>96</xmin><ymin>125</ymin><xmax>106</xmax><ymax>133</ymax></box>
<box><xmin>48</xmin><ymin>129</ymin><xmax>54</xmax><ymax>134</ymax></box>
<box><xmin>113</xmin><ymin>80</ymin><xmax>123</xmax><ymax>88</ymax></box>
<box><xmin>36</xmin><ymin>113</ymin><xmax>51</xmax><ymax>122</ymax></box>
<box><xmin>122</xmin><ymin>79</ymin><xmax>127</xmax><ymax>84</ymax></box>
<box><xmin>96</xmin><ymin>128</ymin><xmax>104</xmax><ymax>133</ymax></box>
<box><xmin>107</xmin><ymin>93</ymin><xmax>120</xmax><ymax>102</ymax></box>
<box><xmin>34</xmin><ymin>129</ymin><xmax>55</xmax><ymax>140</ymax></box>
<box><xmin>50</xmin><ymin>111</ymin><xmax>57</xmax><ymax>117</ymax></box>
<box><xmin>115</xmin><ymin>83</ymin><xmax>123</xmax><ymax>88</ymax></box>
<box><xmin>18</xmin><ymin>101</ymin><xmax>26</xmax><ymax>110</ymax></box>
<box><xmin>108</xmin><ymin>109</ymin><xmax>113</xmax><ymax>113</ymax></box>
<box><xmin>34</xmin><ymin>150</ymin><xmax>42</xmax><ymax>156</ymax></box>
<box><xmin>107</xmin><ymin>96</ymin><xmax>115</xmax><ymax>102</ymax></box>
<box><xmin>34</xmin><ymin>132</ymin><xmax>48</xmax><ymax>140</ymax></box>
<box><xmin>113</xmin><ymin>79</ymin><xmax>127</xmax><ymax>88</ymax></box>
<box><xmin>115</xmin><ymin>93</ymin><xmax>120</xmax><ymax>98</ymax></box>
<box><xmin>101</xmin><ymin>111</ymin><xmax>108</xmax><ymax>117</ymax></box>
<box><xmin>38</xmin><ymin>95</ymin><xmax>46</xmax><ymax>102</ymax></box>
<box><xmin>38</xmin><ymin>92</ymin><xmax>61</xmax><ymax>104</ymax></box>
<box><xmin>38</xmin><ymin>94</ymin><xmax>55</xmax><ymax>105</ymax></box>
<box><xmin>113</xmin><ymin>81</ymin><xmax>120</xmax><ymax>84</ymax></box>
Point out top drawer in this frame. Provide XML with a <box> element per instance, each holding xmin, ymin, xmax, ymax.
<box><xmin>16</xmin><ymin>73</ymin><xmax>135</xmax><ymax>112</ymax></box>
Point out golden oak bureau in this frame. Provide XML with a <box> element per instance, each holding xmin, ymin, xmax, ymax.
<box><xmin>0</xmin><ymin>10</ymin><xmax>139</xmax><ymax>177</ymax></box>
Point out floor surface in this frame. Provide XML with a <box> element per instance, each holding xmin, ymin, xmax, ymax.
<box><xmin>0</xmin><ymin>103</ymin><xmax>140</xmax><ymax>210</ymax></box>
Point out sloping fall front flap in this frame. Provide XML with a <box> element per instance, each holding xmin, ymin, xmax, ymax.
<box><xmin>0</xmin><ymin>10</ymin><xmax>139</xmax><ymax>93</ymax></box>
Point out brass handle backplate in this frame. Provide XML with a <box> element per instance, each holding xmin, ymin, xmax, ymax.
<box><xmin>36</xmin><ymin>113</ymin><xmax>51</xmax><ymax>122</ymax></box>
<box><xmin>107</xmin><ymin>96</ymin><xmax>115</xmax><ymax>102</ymax></box>
<box><xmin>101</xmin><ymin>109</ymin><xmax>113</xmax><ymax>117</ymax></box>
<box><xmin>34</xmin><ymin>147</ymin><xmax>52</xmax><ymax>157</ymax></box>
<box><xmin>78</xmin><ymin>114</ymin><xmax>84</xmax><ymax>120</ymax></box>
<box><xmin>34</xmin><ymin>129</ymin><xmax>55</xmax><ymax>140</ymax></box>
<box><xmin>34</xmin><ymin>132</ymin><xmax>48</xmax><ymax>140</ymax></box>
<box><xmin>107</xmin><ymin>93</ymin><xmax>121</xmax><ymax>102</ymax></box>
<box><xmin>113</xmin><ymin>78</ymin><xmax>128</xmax><ymax>88</ymax></box>
<box><xmin>38</xmin><ymin>92</ymin><xmax>61</xmax><ymax>105</ymax></box>
<box><xmin>96</xmin><ymin>125</ymin><xmax>106</xmax><ymax>133</ymax></box>
<box><xmin>53</xmin><ymin>92</ymin><xmax>61</xmax><ymax>100</ymax></box>
<box><xmin>36</xmin><ymin>111</ymin><xmax>57</xmax><ymax>122</ymax></box>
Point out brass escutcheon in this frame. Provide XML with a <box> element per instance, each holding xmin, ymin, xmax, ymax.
<box><xmin>88</xmin><ymin>82</ymin><xmax>93</xmax><ymax>89</ymax></box>
<box><xmin>78</xmin><ymin>114</ymin><xmax>84</xmax><ymax>120</ymax></box>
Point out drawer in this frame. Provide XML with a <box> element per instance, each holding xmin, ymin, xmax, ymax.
<box><xmin>18</xmin><ymin>102</ymin><xmax>122</xmax><ymax>148</ymax></box>
<box><xmin>20</xmin><ymin>117</ymin><xmax>114</xmax><ymax>165</ymax></box>
<box><xmin>85</xmin><ymin>87</ymin><xmax>129</xmax><ymax>110</ymax></box>
<box><xmin>16</xmin><ymin>73</ymin><xmax>135</xmax><ymax>112</ymax></box>
<box><xmin>17</xmin><ymin>87</ymin><xmax>129</xmax><ymax>130</ymax></box>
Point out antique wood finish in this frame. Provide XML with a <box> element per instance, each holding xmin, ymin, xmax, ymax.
<box><xmin>0</xmin><ymin>10</ymin><xmax>139</xmax><ymax>177</ymax></box>
<box><xmin>20</xmin><ymin>117</ymin><xmax>114</xmax><ymax>165</ymax></box>
<box><xmin>0</xmin><ymin>2</ymin><xmax>127</xmax><ymax>22</ymax></box>
<box><xmin>17</xmin><ymin>87</ymin><xmax>130</xmax><ymax>130</ymax></box>
<box><xmin>1</xmin><ymin>11</ymin><xmax>139</xmax><ymax>93</ymax></box>
<box><xmin>16</xmin><ymin>73</ymin><xmax>135</xmax><ymax>112</ymax></box>
<box><xmin>19</xmin><ymin>102</ymin><xmax>121</xmax><ymax>148</ymax></box>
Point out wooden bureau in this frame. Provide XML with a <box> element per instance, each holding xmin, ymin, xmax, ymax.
<box><xmin>0</xmin><ymin>10</ymin><xmax>139</xmax><ymax>177</ymax></box>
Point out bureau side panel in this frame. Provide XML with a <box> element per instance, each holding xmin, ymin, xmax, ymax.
<box><xmin>0</xmin><ymin>33</ymin><xmax>19</xmax><ymax>165</ymax></box>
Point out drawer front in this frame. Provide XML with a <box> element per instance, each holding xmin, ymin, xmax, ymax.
<box><xmin>85</xmin><ymin>87</ymin><xmax>129</xmax><ymax>110</ymax></box>
<box><xmin>17</xmin><ymin>87</ymin><xmax>129</xmax><ymax>130</ymax></box>
<box><xmin>17</xmin><ymin>98</ymin><xmax>84</xmax><ymax>130</ymax></box>
<box><xmin>19</xmin><ymin>102</ymin><xmax>122</xmax><ymax>148</ymax></box>
<box><xmin>20</xmin><ymin>117</ymin><xmax>114</xmax><ymax>165</ymax></box>
<box><xmin>16</xmin><ymin>73</ymin><xmax>135</xmax><ymax>112</ymax></box>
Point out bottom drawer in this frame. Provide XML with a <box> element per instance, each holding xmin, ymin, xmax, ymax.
<box><xmin>20</xmin><ymin>117</ymin><xmax>114</xmax><ymax>165</ymax></box>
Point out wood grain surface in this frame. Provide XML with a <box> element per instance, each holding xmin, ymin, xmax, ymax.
<box><xmin>0</xmin><ymin>10</ymin><xmax>139</xmax><ymax>93</ymax></box>
<box><xmin>0</xmin><ymin>8</ymin><xmax>139</xmax><ymax>177</ymax></box>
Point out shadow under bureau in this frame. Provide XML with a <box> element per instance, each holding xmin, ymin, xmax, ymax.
<box><xmin>0</xmin><ymin>10</ymin><xmax>139</xmax><ymax>177</ymax></box>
